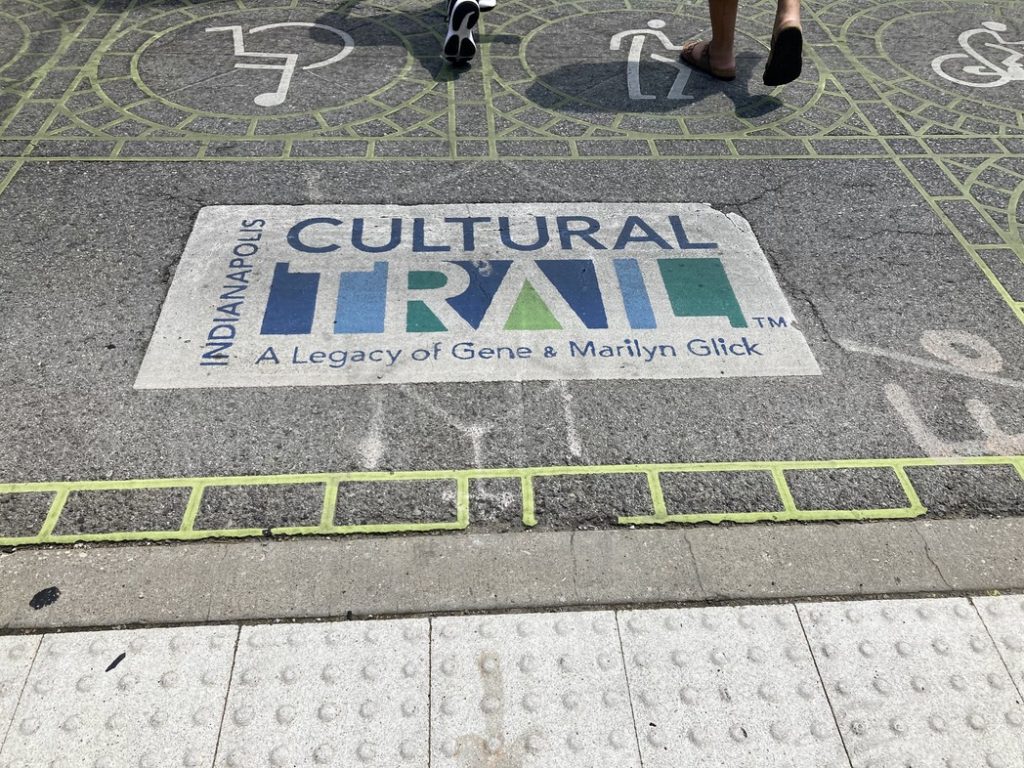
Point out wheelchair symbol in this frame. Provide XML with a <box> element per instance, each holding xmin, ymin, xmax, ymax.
<box><xmin>205</xmin><ymin>22</ymin><xmax>355</xmax><ymax>107</ymax></box>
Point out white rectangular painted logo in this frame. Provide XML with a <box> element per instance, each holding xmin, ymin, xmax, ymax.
<box><xmin>136</xmin><ymin>203</ymin><xmax>820</xmax><ymax>388</ymax></box>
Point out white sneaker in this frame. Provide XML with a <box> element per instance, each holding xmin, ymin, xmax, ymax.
<box><xmin>443</xmin><ymin>0</ymin><xmax>480</xmax><ymax>66</ymax></box>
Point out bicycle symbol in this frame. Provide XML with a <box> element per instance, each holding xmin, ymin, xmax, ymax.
<box><xmin>931</xmin><ymin>21</ymin><xmax>1024</xmax><ymax>88</ymax></box>
<box><xmin>205</xmin><ymin>22</ymin><xmax>355</xmax><ymax>107</ymax></box>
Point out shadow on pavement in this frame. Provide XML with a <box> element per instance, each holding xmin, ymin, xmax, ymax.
<box><xmin>311</xmin><ymin>3</ymin><xmax>521</xmax><ymax>82</ymax></box>
<box><xmin>525</xmin><ymin>51</ymin><xmax>784</xmax><ymax>117</ymax></box>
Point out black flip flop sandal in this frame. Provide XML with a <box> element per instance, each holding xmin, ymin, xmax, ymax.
<box><xmin>763</xmin><ymin>25</ymin><xmax>803</xmax><ymax>87</ymax></box>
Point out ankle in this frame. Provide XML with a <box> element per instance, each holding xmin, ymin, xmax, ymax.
<box><xmin>774</xmin><ymin>11</ymin><xmax>801</xmax><ymax>30</ymax></box>
<box><xmin>707</xmin><ymin>39</ymin><xmax>736</xmax><ymax>66</ymax></box>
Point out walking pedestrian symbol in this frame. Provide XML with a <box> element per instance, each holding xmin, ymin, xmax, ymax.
<box><xmin>610</xmin><ymin>20</ymin><xmax>692</xmax><ymax>101</ymax></box>
<box><xmin>205</xmin><ymin>22</ymin><xmax>355</xmax><ymax>107</ymax></box>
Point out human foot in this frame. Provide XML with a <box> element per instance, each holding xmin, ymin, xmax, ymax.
<box><xmin>763</xmin><ymin>24</ymin><xmax>802</xmax><ymax>86</ymax></box>
<box><xmin>679</xmin><ymin>40</ymin><xmax>736</xmax><ymax>81</ymax></box>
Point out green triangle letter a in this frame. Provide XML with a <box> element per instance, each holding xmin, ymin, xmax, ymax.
<box><xmin>504</xmin><ymin>280</ymin><xmax>562</xmax><ymax>331</ymax></box>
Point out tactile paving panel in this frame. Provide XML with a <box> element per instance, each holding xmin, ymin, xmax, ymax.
<box><xmin>619</xmin><ymin>606</ymin><xmax>848</xmax><ymax>768</ymax></box>
<box><xmin>0</xmin><ymin>626</ymin><xmax>237</xmax><ymax>768</ymax></box>
<box><xmin>217</xmin><ymin>619</ymin><xmax>429</xmax><ymax>767</ymax></box>
<box><xmin>975</xmin><ymin>595</ymin><xmax>1024</xmax><ymax>697</ymax></box>
<box><xmin>0</xmin><ymin>637</ymin><xmax>38</xmax><ymax>749</ymax></box>
<box><xmin>431</xmin><ymin>612</ymin><xmax>641</xmax><ymax>768</ymax></box>
<box><xmin>799</xmin><ymin>598</ymin><xmax>1024</xmax><ymax>768</ymax></box>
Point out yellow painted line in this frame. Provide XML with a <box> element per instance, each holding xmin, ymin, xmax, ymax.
<box><xmin>893</xmin><ymin>465</ymin><xmax>924</xmax><ymax>513</ymax></box>
<box><xmin>620</xmin><ymin>507</ymin><xmax>923</xmax><ymax>526</ymax></box>
<box><xmin>646</xmin><ymin>471</ymin><xmax>667</xmax><ymax>520</ymax></box>
<box><xmin>320</xmin><ymin>481</ymin><xmax>339</xmax><ymax>530</ymax></box>
<box><xmin>456</xmin><ymin>476</ymin><xmax>471</xmax><ymax>527</ymax></box>
<box><xmin>1</xmin><ymin>455</ymin><xmax>1021</xmax><ymax>496</ymax></box>
<box><xmin>0</xmin><ymin>159</ymin><xmax>24</xmax><ymax>197</ymax></box>
<box><xmin>1</xmin><ymin>456</ymin><xmax>1021</xmax><ymax>546</ymax></box>
<box><xmin>36</xmin><ymin>488</ymin><xmax>69</xmax><ymax>539</ymax></box>
<box><xmin>44</xmin><ymin>528</ymin><xmax>266</xmax><ymax>544</ymax></box>
<box><xmin>521</xmin><ymin>475</ymin><xmax>537</xmax><ymax>528</ymax></box>
<box><xmin>771</xmin><ymin>468</ymin><xmax>799</xmax><ymax>514</ymax></box>
<box><xmin>179</xmin><ymin>485</ymin><xmax>205</xmax><ymax>533</ymax></box>
<box><xmin>891</xmin><ymin>156</ymin><xmax>1024</xmax><ymax>329</ymax></box>
<box><xmin>273</xmin><ymin>521</ymin><xmax>469</xmax><ymax>536</ymax></box>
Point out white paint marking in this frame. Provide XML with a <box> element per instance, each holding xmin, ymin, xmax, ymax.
<box><xmin>357</xmin><ymin>390</ymin><xmax>386</xmax><ymax>470</ymax></box>
<box><xmin>610</xmin><ymin>20</ymin><xmax>691</xmax><ymax>101</ymax></box>
<box><xmin>465</xmin><ymin>424</ymin><xmax>491</xmax><ymax>468</ymax></box>
<box><xmin>931</xmin><ymin>21</ymin><xmax>1024</xmax><ymax>88</ymax></box>
<box><xmin>556</xmin><ymin>380</ymin><xmax>583</xmax><ymax>458</ymax></box>
<box><xmin>399</xmin><ymin>389</ymin><xmax>497</xmax><ymax>468</ymax></box>
<box><xmin>852</xmin><ymin>331</ymin><xmax>1024</xmax><ymax>457</ymax></box>
<box><xmin>919</xmin><ymin>330</ymin><xmax>1004</xmax><ymax>373</ymax></box>
<box><xmin>649</xmin><ymin>54</ymin><xmax>694</xmax><ymax>100</ymax></box>
<box><xmin>205</xmin><ymin>23</ymin><xmax>354</xmax><ymax>107</ymax></box>
<box><xmin>965</xmin><ymin>399</ymin><xmax>1024</xmax><ymax>454</ymax></box>
<box><xmin>838</xmin><ymin>338</ymin><xmax>1024</xmax><ymax>389</ymax></box>
<box><xmin>885</xmin><ymin>383</ymin><xmax>1024</xmax><ymax>457</ymax></box>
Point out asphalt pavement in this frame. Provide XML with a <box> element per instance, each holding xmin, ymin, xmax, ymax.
<box><xmin>0</xmin><ymin>0</ymin><xmax>1022</xmax><ymax>543</ymax></box>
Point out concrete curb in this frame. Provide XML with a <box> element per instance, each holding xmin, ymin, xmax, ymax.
<box><xmin>1</xmin><ymin>518</ymin><xmax>1021</xmax><ymax>630</ymax></box>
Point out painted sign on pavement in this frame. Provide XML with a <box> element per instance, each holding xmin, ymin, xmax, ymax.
<box><xmin>136</xmin><ymin>204</ymin><xmax>820</xmax><ymax>388</ymax></box>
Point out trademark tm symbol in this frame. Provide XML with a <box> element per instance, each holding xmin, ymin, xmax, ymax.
<box><xmin>752</xmin><ymin>316</ymin><xmax>788</xmax><ymax>328</ymax></box>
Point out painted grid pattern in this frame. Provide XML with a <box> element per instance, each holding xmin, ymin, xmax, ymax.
<box><xmin>0</xmin><ymin>0</ymin><xmax>1022</xmax><ymax>544</ymax></box>
<box><xmin>0</xmin><ymin>0</ymin><xmax>1020</xmax><ymax>329</ymax></box>
<box><xmin>0</xmin><ymin>455</ymin><xmax>1022</xmax><ymax>545</ymax></box>
<box><xmin>1</xmin><ymin>597</ymin><xmax>1024</xmax><ymax>766</ymax></box>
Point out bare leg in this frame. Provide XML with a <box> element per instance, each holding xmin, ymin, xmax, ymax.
<box><xmin>763</xmin><ymin>0</ymin><xmax>803</xmax><ymax>85</ymax></box>
<box><xmin>774</xmin><ymin>0</ymin><xmax>801</xmax><ymax>33</ymax></box>
<box><xmin>706</xmin><ymin>0</ymin><xmax>739</xmax><ymax>73</ymax></box>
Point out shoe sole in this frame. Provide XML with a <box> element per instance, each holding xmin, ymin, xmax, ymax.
<box><xmin>443</xmin><ymin>0</ymin><xmax>480</xmax><ymax>66</ymax></box>
<box><xmin>763</xmin><ymin>26</ymin><xmax>802</xmax><ymax>87</ymax></box>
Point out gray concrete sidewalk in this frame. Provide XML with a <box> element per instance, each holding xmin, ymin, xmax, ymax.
<box><xmin>3</xmin><ymin>517</ymin><xmax>1024</xmax><ymax>630</ymax></box>
<box><xmin>2</xmin><ymin>595</ymin><xmax>1023</xmax><ymax>767</ymax></box>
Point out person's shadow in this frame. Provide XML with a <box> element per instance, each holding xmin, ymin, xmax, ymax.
<box><xmin>310</xmin><ymin>1</ymin><xmax>519</xmax><ymax>82</ymax></box>
<box><xmin>525</xmin><ymin>51</ymin><xmax>783</xmax><ymax>118</ymax></box>
<box><xmin>308</xmin><ymin>1</ymin><xmax>780</xmax><ymax>116</ymax></box>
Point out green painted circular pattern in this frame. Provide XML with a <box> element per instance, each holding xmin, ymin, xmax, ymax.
<box><xmin>966</xmin><ymin>157</ymin><xmax>1024</xmax><ymax>242</ymax></box>
<box><xmin>839</xmin><ymin>0</ymin><xmax>1024</xmax><ymax>133</ymax></box>
<box><xmin>0</xmin><ymin>0</ymin><xmax>67</xmax><ymax>87</ymax></box>
<box><xmin>0</xmin><ymin>14</ymin><xmax>31</xmax><ymax>79</ymax></box>
<box><xmin>90</xmin><ymin>0</ymin><xmax>444</xmax><ymax>139</ymax></box>
<box><xmin>484</xmin><ymin>0</ymin><xmax>843</xmax><ymax>139</ymax></box>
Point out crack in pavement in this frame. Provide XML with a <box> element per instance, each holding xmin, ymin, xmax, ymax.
<box><xmin>912</xmin><ymin>523</ymin><xmax>954</xmax><ymax>591</ymax></box>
